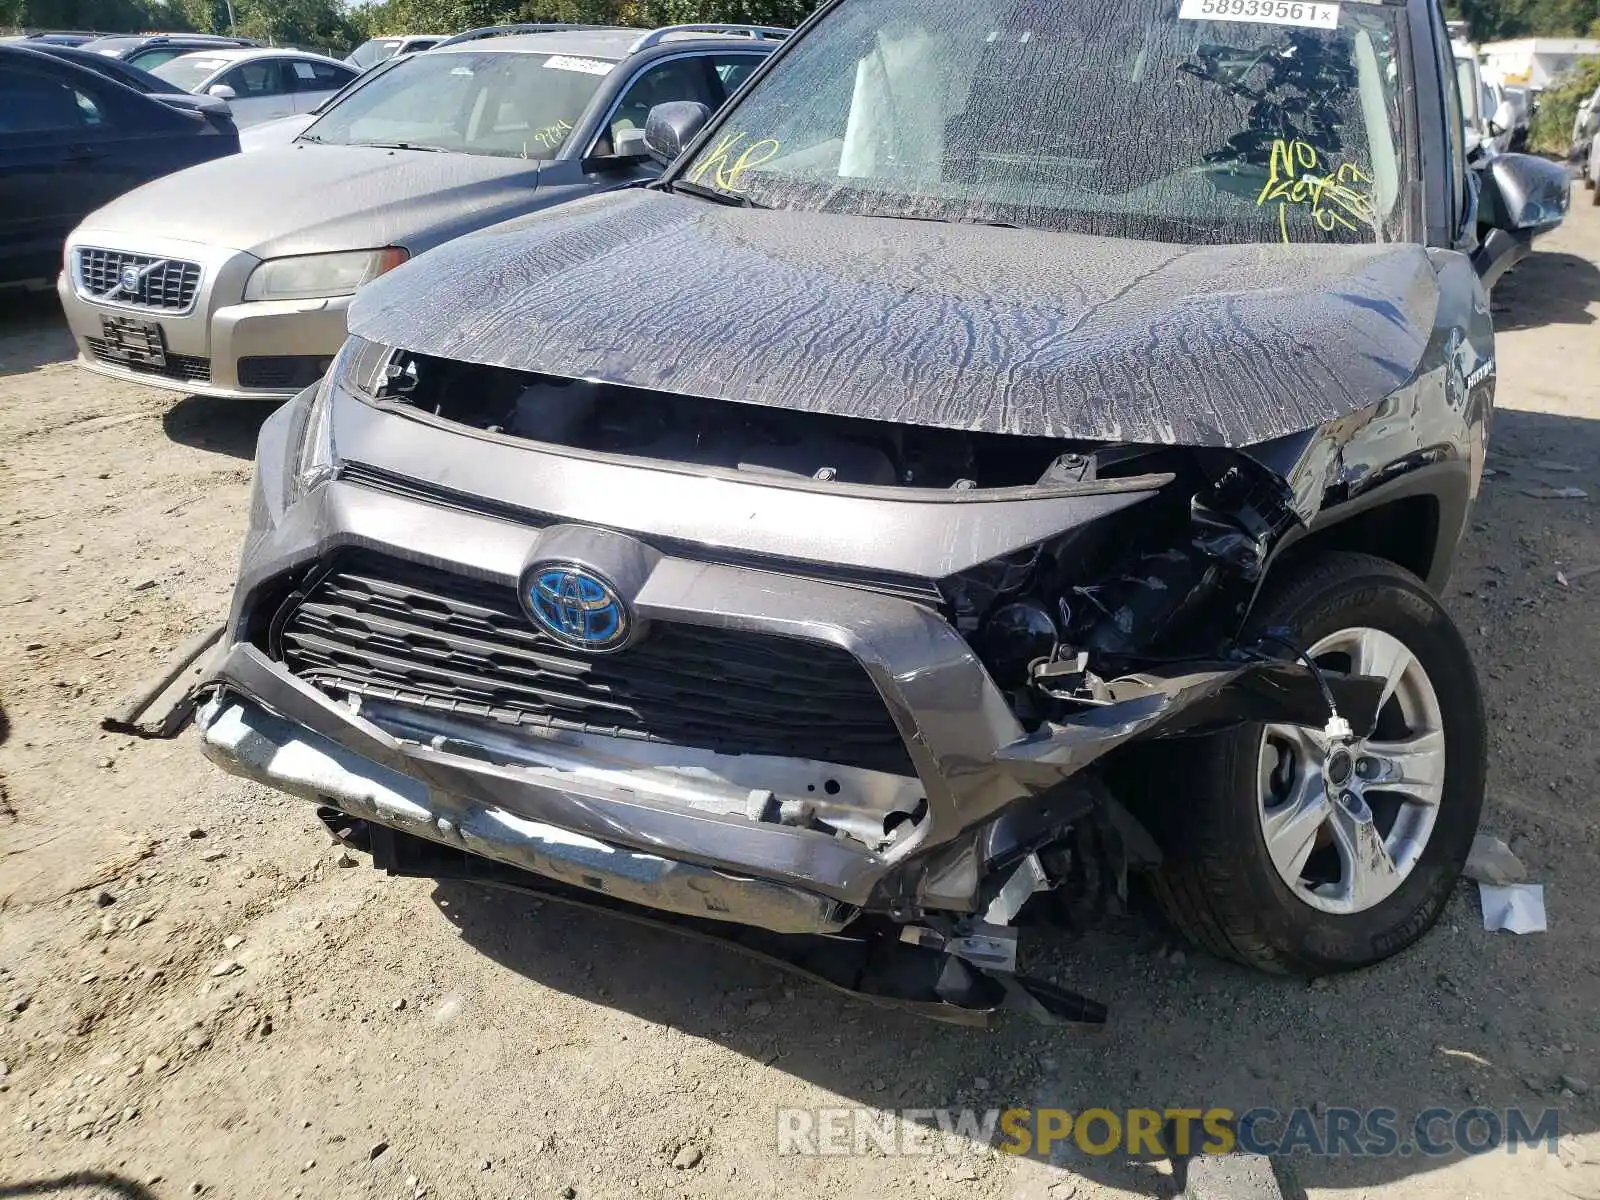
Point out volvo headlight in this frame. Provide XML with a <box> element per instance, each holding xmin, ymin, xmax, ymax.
<box><xmin>243</xmin><ymin>247</ymin><xmax>407</xmax><ymax>302</ymax></box>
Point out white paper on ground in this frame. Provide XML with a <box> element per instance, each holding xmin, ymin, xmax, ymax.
<box><xmin>1480</xmin><ymin>883</ymin><xmax>1547</xmax><ymax>934</ymax></box>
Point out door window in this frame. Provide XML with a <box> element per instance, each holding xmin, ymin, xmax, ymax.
<box><xmin>222</xmin><ymin>60</ymin><xmax>291</xmax><ymax>98</ymax></box>
<box><xmin>302</xmin><ymin>61</ymin><xmax>353</xmax><ymax>90</ymax></box>
<box><xmin>0</xmin><ymin>72</ymin><xmax>99</xmax><ymax>133</ymax></box>
<box><xmin>710</xmin><ymin>54</ymin><xmax>764</xmax><ymax>98</ymax></box>
<box><xmin>605</xmin><ymin>57</ymin><xmax>719</xmax><ymax>152</ymax></box>
<box><xmin>1432</xmin><ymin>6</ymin><xmax>1469</xmax><ymax>236</ymax></box>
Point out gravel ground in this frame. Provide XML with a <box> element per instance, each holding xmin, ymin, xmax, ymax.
<box><xmin>3</xmin><ymin>198</ymin><xmax>1600</xmax><ymax>1200</ymax></box>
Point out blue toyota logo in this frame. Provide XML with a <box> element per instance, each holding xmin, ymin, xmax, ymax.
<box><xmin>524</xmin><ymin>564</ymin><xmax>630</xmax><ymax>652</ymax></box>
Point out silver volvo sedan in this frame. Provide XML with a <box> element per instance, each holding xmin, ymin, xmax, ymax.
<box><xmin>56</xmin><ymin>24</ymin><xmax>783</xmax><ymax>400</ymax></box>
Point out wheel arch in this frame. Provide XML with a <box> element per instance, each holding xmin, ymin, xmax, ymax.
<box><xmin>1264</xmin><ymin>460</ymin><xmax>1475</xmax><ymax>596</ymax></box>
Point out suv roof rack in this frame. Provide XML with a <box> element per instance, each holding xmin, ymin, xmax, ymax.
<box><xmin>629</xmin><ymin>24</ymin><xmax>791</xmax><ymax>53</ymax></box>
<box><xmin>433</xmin><ymin>23</ymin><xmax>612</xmax><ymax>49</ymax></box>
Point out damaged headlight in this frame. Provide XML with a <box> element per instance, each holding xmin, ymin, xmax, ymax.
<box><xmin>326</xmin><ymin>333</ymin><xmax>399</xmax><ymax>403</ymax></box>
<box><xmin>243</xmin><ymin>248</ymin><xmax>408</xmax><ymax>302</ymax></box>
<box><xmin>285</xmin><ymin>373</ymin><xmax>338</xmax><ymax>507</ymax></box>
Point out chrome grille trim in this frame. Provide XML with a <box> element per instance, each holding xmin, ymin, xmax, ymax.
<box><xmin>74</xmin><ymin>247</ymin><xmax>203</xmax><ymax>314</ymax></box>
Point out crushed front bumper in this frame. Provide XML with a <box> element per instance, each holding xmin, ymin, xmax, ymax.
<box><xmin>155</xmin><ymin>388</ymin><xmax>1384</xmax><ymax>1024</ymax></box>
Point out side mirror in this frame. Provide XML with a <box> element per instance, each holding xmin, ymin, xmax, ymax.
<box><xmin>1480</xmin><ymin>153</ymin><xmax>1571</xmax><ymax>232</ymax></box>
<box><xmin>613</xmin><ymin>127</ymin><xmax>648</xmax><ymax>159</ymax></box>
<box><xmin>643</xmin><ymin>101</ymin><xmax>711</xmax><ymax>166</ymax></box>
<box><xmin>1471</xmin><ymin>153</ymin><xmax>1573</xmax><ymax>288</ymax></box>
<box><xmin>584</xmin><ymin>126</ymin><xmax>649</xmax><ymax>174</ymax></box>
<box><xmin>207</xmin><ymin>84</ymin><xmax>236</xmax><ymax>100</ymax></box>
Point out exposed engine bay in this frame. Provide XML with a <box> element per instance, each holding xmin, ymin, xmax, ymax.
<box><xmin>385</xmin><ymin>353</ymin><xmax>1140</xmax><ymax>490</ymax></box>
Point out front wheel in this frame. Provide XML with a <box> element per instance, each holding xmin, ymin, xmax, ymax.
<box><xmin>1143</xmin><ymin>552</ymin><xmax>1486</xmax><ymax>975</ymax></box>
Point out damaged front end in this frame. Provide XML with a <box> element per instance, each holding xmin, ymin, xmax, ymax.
<box><xmin>133</xmin><ymin>338</ymin><xmax>1404</xmax><ymax>1026</ymax></box>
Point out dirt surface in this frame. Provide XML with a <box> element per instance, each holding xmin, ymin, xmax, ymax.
<box><xmin>4</xmin><ymin>200</ymin><xmax>1600</xmax><ymax>1200</ymax></box>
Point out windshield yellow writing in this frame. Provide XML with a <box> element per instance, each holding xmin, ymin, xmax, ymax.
<box><xmin>532</xmin><ymin>119</ymin><xmax>575</xmax><ymax>151</ymax></box>
<box><xmin>688</xmin><ymin>132</ymin><xmax>780</xmax><ymax>192</ymax></box>
<box><xmin>1256</xmin><ymin>139</ymin><xmax>1375</xmax><ymax>242</ymax></box>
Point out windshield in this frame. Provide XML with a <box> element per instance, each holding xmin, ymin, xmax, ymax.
<box><xmin>301</xmin><ymin>50</ymin><xmax>615</xmax><ymax>157</ymax></box>
<box><xmin>349</xmin><ymin>38</ymin><xmax>402</xmax><ymax>69</ymax></box>
<box><xmin>151</xmin><ymin>54</ymin><xmax>231</xmax><ymax>91</ymax></box>
<box><xmin>679</xmin><ymin>0</ymin><xmax>1409</xmax><ymax>246</ymax></box>
<box><xmin>84</xmin><ymin>36</ymin><xmax>142</xmax><ymax>55</ymax></box>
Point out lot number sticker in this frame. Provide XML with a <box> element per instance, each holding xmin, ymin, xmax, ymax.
<box><xmin>544</xmin><ymin>55</ymin><xmax>614</xmax><ymax>75</ymax></box>
<box><xmin>1178</xmin><ymin>0</ymin><xmax>1340</xmax><ymax>28</ymax></box>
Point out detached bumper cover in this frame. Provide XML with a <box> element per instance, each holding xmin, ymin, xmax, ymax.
<box><xmin>199</xmin><ymin>694</ymin><xmax>852</xmax><ymax>936</ymax></box>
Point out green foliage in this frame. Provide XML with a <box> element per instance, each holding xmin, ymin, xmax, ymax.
<box><xmin>353</xmin><ymin>0</ymin><xmax>820</xmax><ymax>39</ymax></box>
<box><xmin>1529</xmin><ymin>54</ymin><xmax>1600</xmax><ymax>153</ymax></box>
<box><xmin>3</xmin><ymin>0</ymin><xmax>360</xmax><ymax>49</ymax></box>
<box><xmin>1447</xmin><ymin>0</ymin><xmax>1600</xmax><ymax>41</ymax></box>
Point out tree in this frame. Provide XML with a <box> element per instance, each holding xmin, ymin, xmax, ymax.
<box><xmin>2</xmin><ymin>0</ymin><xmax>357</xmax><ymax>44</ymax></box>
<box><xmin>1448</xmin><ymin>0</ymin><xmax>1600</xmax><ymax>41</ymax></box>
<box><xmin>354</xmin><ymin>0</ymin><xmax>820</xmax><ymax>38</ymax></box>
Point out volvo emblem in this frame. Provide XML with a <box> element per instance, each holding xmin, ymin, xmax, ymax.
<box><xmin>119</xmin><ymin>264</ymin><xmax>142</xmax><ymax>293</ymax></box>
<box><xmin>523</xmin><ymin>563</ymin><xmax>631</xmax><ymax>652</ymax></box>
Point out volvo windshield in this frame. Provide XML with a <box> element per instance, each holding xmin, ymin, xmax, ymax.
<box><xmin>302</xmin><ymin>50</ymin><xmax>617</xmax><ymax>158</ymax></box>
<box><xmin>677</xmin><ymin>0</ymin><xmax>1410</xmax><ymax>245</ymax></box>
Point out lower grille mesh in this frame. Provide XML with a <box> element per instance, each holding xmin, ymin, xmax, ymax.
<box><xmin>85</xmin><ymin>338</ymin><xmax>211</xmax><ymax>384</ymax></box>
<box><xmin>273</xmin><ymin>553</ymin><xmax>917</xmax><ymax>776</ymax></box>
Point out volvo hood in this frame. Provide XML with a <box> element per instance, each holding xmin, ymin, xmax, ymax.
<box><xmin>81</xmin><ymin>145</ymin><xmax>544</xmax><ymax>261</ymax></box>
<box><xmin>349</xmin><ymin>189</ymin><xmax>1440</xmax><ymax>448</ymax></box>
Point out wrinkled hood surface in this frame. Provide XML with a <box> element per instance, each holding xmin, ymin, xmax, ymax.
<box><xmin>349</xmin><ymin>190</ymin><xmax>1440</xmax><ymax>448</ymax></box>
<box><xmin>83</xmin><ymin>146</ymin><xmax>544</xmax><ymax>260</ymax></box>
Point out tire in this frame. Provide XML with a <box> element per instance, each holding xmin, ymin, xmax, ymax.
<box><xmin>1141</xmin><ymin>552</ymin><xmax>1486</xmax><ymax>975</ymax></box>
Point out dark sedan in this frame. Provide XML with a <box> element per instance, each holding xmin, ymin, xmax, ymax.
<box><xmin>24</xmin><ymin>39</ymin><xmax>238</xmax><ymax>127</ymax></box>
<box><xmin>0</xmin><ymin>44</ymin><xmax>240</xmax><ymax>285</ymax></box>
<box><xmin>79</xmin><ymin>33</ymin><xmax>258</xmax><ymax>71</ymax></box>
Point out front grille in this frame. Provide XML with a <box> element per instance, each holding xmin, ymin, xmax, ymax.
<box><xmin>76</xmin><ymin>247</ymin><xmax>202</xmax><ymax>312</ymax></box>
<box><xmin>237</xmin><ymin>355</ymin><xmax>330</xmax><ymax>390</ymax></box>
<box><xmin>272</xmin><ymin>553</ymin><xmax>917</xmax><ymax>776</ymax></box>
<box><xmin>85</xmin><ymin>337</ymin><xmax>211</xmax><ymax>384</ymax></box>
<box><xmin>337</xmin><ymin>462</ymin><xmax>949</xmax><ymax>611</ymax></box>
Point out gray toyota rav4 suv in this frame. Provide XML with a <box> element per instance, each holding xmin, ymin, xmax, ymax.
<box><xmin>148</xmin><ymin>0</ymin><xmax>1570</xmax><ymax>1023</ymax></box>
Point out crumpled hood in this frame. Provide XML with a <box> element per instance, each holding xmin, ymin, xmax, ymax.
<box><xmin>349</xmin><ymin>190</ymin><xmax>1440</xmax><ymax>447</ymax></box>
<box><xmin>83</xmin><ymin>146</ymin><xmax>543</xmax><ymax>260</ymax></box>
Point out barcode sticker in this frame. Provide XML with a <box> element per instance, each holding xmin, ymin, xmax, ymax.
<box><xmin>543</xmin><ymin>55</ymin><xmax>614</xmax><ymax>76</ymax></box>
<box><xmin>1178</xmin><ymin>0</ymin><xmax>1340</xmax><ymax>29</ymax></box>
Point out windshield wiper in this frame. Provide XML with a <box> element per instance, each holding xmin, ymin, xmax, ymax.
<box><xmin>669</xmin><ymin>177</ymin><xmax>768</xmax><ymax>209</ymax></box>
<box><xmin>349</xmin><ymin>140</ymin><xmax>448</xmax><ymax>153</ymax></box>
<box><xmin>846</xmin><ymin>210</ymin><xmax>1020</xmax><ymax>230</ymax></box>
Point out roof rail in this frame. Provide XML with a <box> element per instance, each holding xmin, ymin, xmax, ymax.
<box><xmin>433</xmin><ymin>23</ymin><xmax>612</xmax><ymax>49</ymax></box>
<box><xmin>629</xmin><ymin>24</ymin><xmax>791</xmax><ymax>53</ymax></box>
